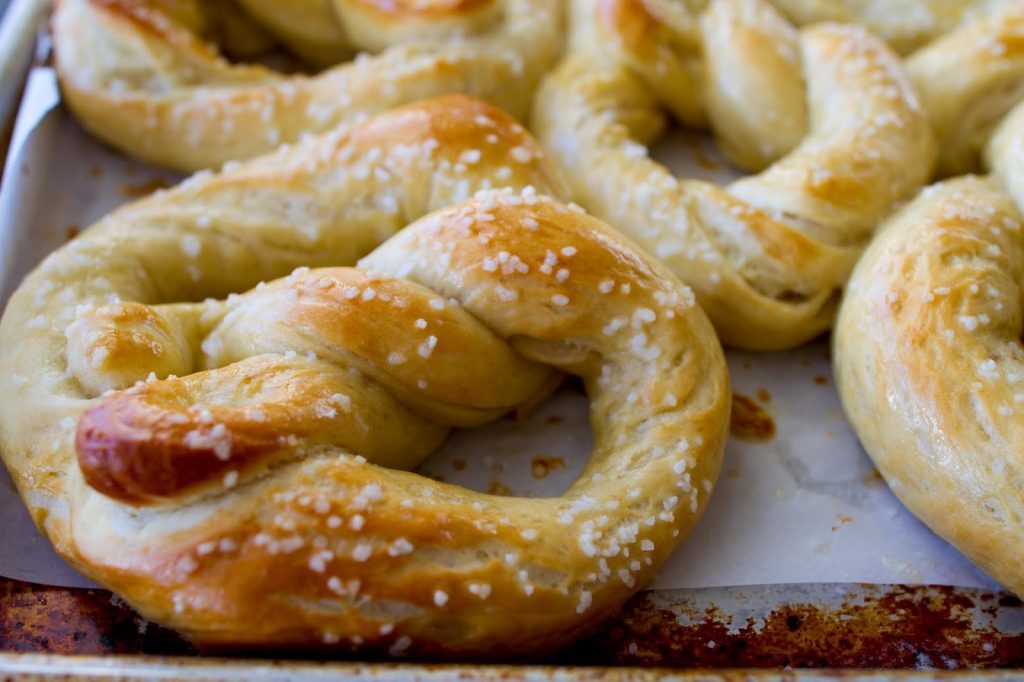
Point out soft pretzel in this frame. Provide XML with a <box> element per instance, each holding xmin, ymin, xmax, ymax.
<box><xmin>0</xmin><ymin>95</ymin><xmax>729</xmax><ymax>655</ymax></box>
<box><xmin>533</xmin><ymin>0</ymin><xmax>936</xmax><ymax>350</ymax></box>
<box><xmin>762</xmin><ymin>2</ymin><xmax>1024</xmax><ymax>177</ymax></box>
<box><xmin>906</xmin><ymin>2</ymin><xmax>1024</xmax><ymax>177</ymax></box>
<box><xmin>834</xmin><ymin>100</ymin><xmax>1024</xmax><ymax>597</ymax></box>
<box><xmin>51</xmin><ymin>0</ymin><xmax>562</xmax><ymax>172</ymax></box>
<box><xmin>768</xmin><ymin>0</ymin><xmax>1015</xmax><ymax>54</ymax></box>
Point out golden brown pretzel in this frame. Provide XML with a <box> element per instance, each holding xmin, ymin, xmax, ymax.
<box><xmin>834</xmin><ymin>99</ymin><xmax>1024</xmax><ymax>597</ymax></box>
<box><xmin>568</xmin><ymin>0</ymin><xmax>1023</xmax><ymax>178</ymax></box>
<box><xmin>0</xmin><ymin>96</ymin><xmax>729</xmax><ymax>655</ymax></box>
<box><xmin>906</xmin><ymin>2</ymin><xmax>1024</xmax><ymax>177</ymax></box>
<box><xmin>533</xmin><ymin>0</ymin><xmax>936</xmax><ymax>350</ymax></box>
<box><xmin>768</xmin><ymin>0</ymin><xmax>1015</xmax><ymax>54</ymax></box>
<box><xmin>51</xmin><ymin>0</ymin><xmax>563</xmax><ymax>171</ymax></box>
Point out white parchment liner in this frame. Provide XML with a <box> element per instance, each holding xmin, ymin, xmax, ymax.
<box><xmin>0</xmin><ymin>69</ymin><xmax>998</xmax><ymax>592</ymax></box>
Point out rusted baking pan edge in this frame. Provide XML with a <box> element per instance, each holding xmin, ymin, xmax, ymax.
<box><xmin>3</xmin><ymin>579</ymin><xmax>1024</xmax><ymax>669</ymax></box>
<box><xmin>2</xmin><ymin>655</ymin><xmax>1024</xmax><ymax>682</ymax></box>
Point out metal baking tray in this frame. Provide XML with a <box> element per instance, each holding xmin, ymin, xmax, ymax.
<box><xmin>1</xmin><ymin>1</ymin><xmax>1023</xmax><ymax>678</ymax></box>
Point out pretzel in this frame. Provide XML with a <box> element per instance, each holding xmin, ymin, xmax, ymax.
<box><xmin>0</xmin><ymin>95</ymin><xmax>729</xmax><ymax>655</ymax></box>
<box><xmin>834</xmin><ymin>98</ymin><xmax>1024</xmax><ymax>597</ymax></box>
<box><xmin>768</xmin><ymin>0</ymin><xmax>1015</xmax><ymax>54</ymax></box>
<box><xmin>906</xmin><ymin>2</ymin><xmax>1024</xmax><ymax>177</ymax></box>
<box><xmin>533</xmin><ymin>0</ymin><xmax>936</xmax><ymax>350</ymax></box>
<box><xmin>51</xmin><ymin>0</ymin><xmax>562</xmax><ymax>171</ymax></box>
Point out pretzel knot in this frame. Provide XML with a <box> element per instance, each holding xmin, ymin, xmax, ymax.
<box><xmin>52</xmin><ymin>0</ymin><xmax>562</xmax><ymax>171</ymax></box>
<box><xmin>534</xmin><ymin>0</ymin><xmax>936</xmax><ymax>350</ymax></box>
<box><xmin>835</xmin><ymin>95</ymin><xmax>1024</xmax><ymax>597</ymax></box>
<box><xmin>0</xmin><ymin>97</ymin><xmax>728</xmax><ymax>654</ymax></box>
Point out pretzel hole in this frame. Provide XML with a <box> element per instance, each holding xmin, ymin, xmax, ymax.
<box><xmin>649</xmin><ymin>128</ymin><xmax>743</xmax><ymax>185</ymax></box>
<box><xmin>419</xmin><ymin>384</ymin><xmax>589</xmax><ymax>498</ymax></box>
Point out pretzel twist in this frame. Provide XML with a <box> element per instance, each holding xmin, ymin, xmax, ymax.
<box><xmin>52</xmin><ymin>0</ymin><xmax>562</xmax><ymax>171</ymax></box>
<box><xmin>0</xmin><ymin>96</ymin><xmax>729</xmax><ymax>655</ymax></box>
<box><xmin>534</xmin><ymin>0</ymin><xmax>935</xmax><ymax>350</ymax></box>
<box><xmin>834</xmin><ymin>96</ymin><xmax>1024</xmax><ymax>597</ymax></box>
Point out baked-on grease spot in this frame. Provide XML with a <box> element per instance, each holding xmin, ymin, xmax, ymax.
<box><xmin>545</xmin><ymin>415</ymin><xmax>563</xmax><ymax>425</ymax></box>
<box><xmin>863</xmin><ymin>468</ymin><xmax>886</xmax><ymax>489</ymax></box>
<box><xmin>680</xmin><ymin>133</ymin><xmax>724</xmax><ymax>172</ymax></box>
<box><xmin>451</xmin><ymin>458</ymin><xmax>467</xmax><ymax>471</ymax></box>
<box><xmin>725</xmin><ymin>467</ymin><xmax>741</xmax><ymax>480</ymax></box>
<box><xmin>118</xmin><ymin>179</ymin><xmax>173</xmax><ymax>198</ymax></box>
<box><xmin>756</xmin><ymin>388</ymin><xmax>772</xmax><ymax>403</ymax></box>
<box><xmin>814</xmin><ymin>375</ymin><xmax>828</xmax><ymax>386</ymax></box>
<box><xmin>729</xmin><ymin>394</ymin><xmax>776</xmax><ymax>442</ymax></box>
<box><xmin>831</xmin><ymin>514</ymin><xmax>854</xmax><ymax>532</ymax></box>
<box><xmin>66</xmin><ymin>225</ymin><xmax>80</xmax><ymax>241</ymax></box>
<box><xmin>530</xmin><ymin>455</ymin><xmax>566</xmax><ymax>480</ymax></box>
<box><xmin>487</xmin><ymin>479</ymin><xmax>512</xmax><ymax>496</ymax></box>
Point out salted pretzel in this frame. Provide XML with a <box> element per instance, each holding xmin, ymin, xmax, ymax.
<box><xmin>768</xmin><ymin>0</ymin><xmax>1016</xmax><ymax>54</ymax></box>
<box><xmin>51</xmin><ymin>0</ymin><xmax>562</xmax><ymax>172</ymax></box>
<box><xmin>594</xmin><ymin>0</ymin><xmax>1015</xmax><ymax>61</ymax></box>
<box><xmin>0</xmin><ymin>96</ymin><xmax>729</xmax><ymax>654</ymax></box>
<box><xmin>906</xmin><ymin>2</ymin><xmax>1024</xmax><ymax>177</ymax></box>
<box><xmin>834</xmin><ymin>98</ymin><xmax>1024</xmax><ymax>597</ymax></box>
<box><xmin>534</xmin><ymin>0</ymin><xmax>936</xmax><ymax>350</ymax></box>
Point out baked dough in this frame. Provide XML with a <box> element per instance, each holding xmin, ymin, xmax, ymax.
<box><xmin>906</xmin><ymin>2</ymin><xmax>1024</xmax><ymax>177</ymax></box>
<box><xmin>533</xmin><ymin>0</ymin><xmax>936</xmax><ymax>350</ymax></box>
<box><xmin>51</xmin><ymin>0</ymin><xmax>562</xmax><ymax>171</ymax></box>
<box><xmin>834</xmin><ymin>99</ymin><xmax>1024</xmax><ymax>597</ymax></box>
<box><xmin>769</xmin><ymin>0</ymin><xmax>1016</xmax><ymax>54</ymax></box>
<box><xmin>0</xmin><ymin>96</ymin><xmax>729</xmax><ymax>655</ymax></box>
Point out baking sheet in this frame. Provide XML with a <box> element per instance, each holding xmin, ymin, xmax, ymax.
<box><xmin>0</xmin><ymin>67</ymin><xmax>1000</xmax><ymax>593</ymax></box>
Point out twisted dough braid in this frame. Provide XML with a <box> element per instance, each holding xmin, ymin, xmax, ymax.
<box><xmin>52</xmin><ymin>0</ymin><xmax>562</xmax><ymax>171</ymax></box>
<box><xmin>533</xmin><ymin>0</ymin><xmax>935</xmax><ymax>350</ymax></box>
<box><xmin>834</xmin><ymin>97</ymin><xmax>1024</xmax><ymax>597</ymax></box>
<box><xmin>0</xmin><ymin>96</ymin><xmax>728</xmax><ymax>655</ymax></box>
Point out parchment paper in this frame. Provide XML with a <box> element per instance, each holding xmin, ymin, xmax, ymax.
<box><xmin>0</xmin><ymin>68</ymin><xmax>1000</xmax><ymax>593</ymax></box>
